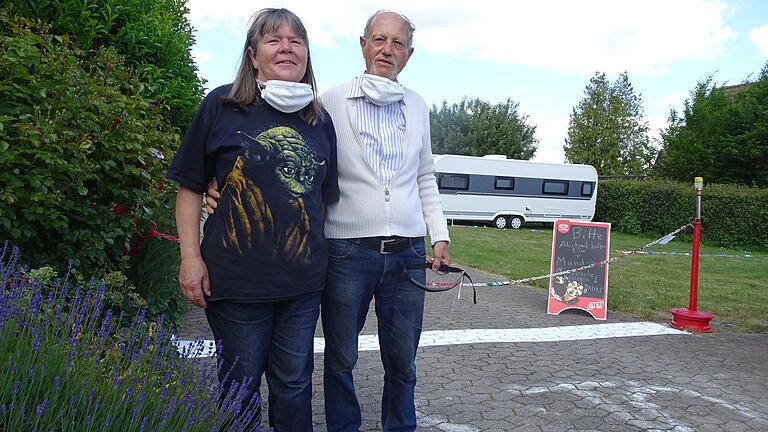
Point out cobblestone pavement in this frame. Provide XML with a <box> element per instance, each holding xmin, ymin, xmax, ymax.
<box><xmin>178</xmin><ymin>267</ymin><xmax>768</xmax><ymax>431</ymax></box>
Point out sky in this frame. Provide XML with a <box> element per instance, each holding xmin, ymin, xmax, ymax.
<box><xmin>186</xmin><ymin>0</ymin><xmax>768</xmax><ymax>163</ymax></box>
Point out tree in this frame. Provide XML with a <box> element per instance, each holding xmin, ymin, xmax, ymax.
<box><xmin>655</xmin><ymin>66</ymin><xmax>768</xmax><ymax>186</ymax></box>
<box><xmin>8</xmin><ymin>0</ymin><xmax>204</xmax><ymax>130</ymax></box>
<box><xmin>565</xmin><ymin>72</ymin><xmax>655</xmax><ymax>175</ymax></box>
<box><xmin>430</xmin><ymin>98</ymin><xmax>538</xmax><ymax>159</ymax></box>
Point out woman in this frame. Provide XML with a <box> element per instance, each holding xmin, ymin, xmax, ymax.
<box><xmin>166</xmin><ymin>8</ymin><xmax>338</xmax><ymax>431</ymax></box>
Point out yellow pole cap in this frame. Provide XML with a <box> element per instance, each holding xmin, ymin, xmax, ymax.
<box><xmin>694</xmin><ymin>177</ymin><xmax>704</xmax><ymax>191</ymax></box>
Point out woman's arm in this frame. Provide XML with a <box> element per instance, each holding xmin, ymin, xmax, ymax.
<box><xmin>176</xmin><ymin>186</ymin><xmax>211</xmax><ymax>308</ymax></box>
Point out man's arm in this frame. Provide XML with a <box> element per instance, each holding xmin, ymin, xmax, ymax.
<box><xmin>413</xmin><ymin>100</ymin><xmax>451</xmax><ymax>272</ymax></box>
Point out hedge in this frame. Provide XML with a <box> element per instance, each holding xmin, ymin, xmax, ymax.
<box><xmin>7</xmin><ymin>0</ymin><xmax>205</xmax><ymax>130</ymax></box>
<box><xmin>594</xmin><ymin>179</ymin><xmax>768</xmax><ymax>250</ymax></box>
<box><xmin>0</xmin><ymin>12</ymin><xmax>179</xmax><ymax>271</ymax></box>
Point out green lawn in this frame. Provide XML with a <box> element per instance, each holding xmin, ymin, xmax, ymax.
<box><xmin>442</xmin><ymin>224</ymin><xmax>768</xmax><ymax>332</ymax></box>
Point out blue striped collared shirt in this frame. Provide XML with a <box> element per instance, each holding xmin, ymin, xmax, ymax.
<box><xmin>348</xmin><ymin>75</ymin><xmax>406</xmax><ymax>186</ymax></box>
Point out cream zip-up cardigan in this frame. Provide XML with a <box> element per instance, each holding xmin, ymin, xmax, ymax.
<box><xmin>321</xmin><ymin>78</ymin><xmax>450</xmax><ymax>244</ymax></box>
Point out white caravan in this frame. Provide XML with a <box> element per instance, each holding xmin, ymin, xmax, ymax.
<box><xmin>433</xmin><ymin>154</ymin><xmax>598</xmax><ymax>229</ymax></box>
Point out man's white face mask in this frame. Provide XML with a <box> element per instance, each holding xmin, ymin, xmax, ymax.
<box><xmin>258</xmin><ymin>80</ymin><xmax>314</xmax><ymax>113</ymax></box>
<box><xmin>360</xmin><ymin>73</ymin><xmax>404</xmax><ymax>106</ymax></box>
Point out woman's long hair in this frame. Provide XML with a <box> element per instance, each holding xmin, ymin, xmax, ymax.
<box><xmin>223</xmin><ymin>8</ymin><xmax>324</xmax><ymax>124</ymax></box>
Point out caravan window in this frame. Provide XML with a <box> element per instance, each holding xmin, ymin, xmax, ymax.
<box><xmin>542</xmin><ymin>180</ymin><xmax>569</xmax><ymax>195</ymax></box>
<box><xmin>494</xmin><ymin>177</ymin><xmax>515</xmax><ymax>190</ymax></box>
<box><xmin>439</xmin><ymin>174</ymin><xmax>469</xmax><ymax>190</ymax></box>
<box><xmin>581</xmin><ymin>182</ymin><xmax>594</xmax><ymax>197</ymax></box>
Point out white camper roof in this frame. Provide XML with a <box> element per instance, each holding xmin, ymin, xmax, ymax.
<box><xmin>432</xmin><ymin>154</ymin><xmax>597</xmax><ymax>181</ymax></box>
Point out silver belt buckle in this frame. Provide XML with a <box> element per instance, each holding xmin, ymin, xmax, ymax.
<box><xmin>379</xmin><ymin>238</ymin><xmax>395</xmax><ymax>254</ymax></box>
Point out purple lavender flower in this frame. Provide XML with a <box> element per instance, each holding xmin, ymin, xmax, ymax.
<box><xmin>136</xmin><ymin>309</ymin><xmax>146</xmax><ymax>326</ymax></box>
<box><xmin>162</xmin><ymin>397</ymin><xmax>175</xmax><ymax>422</ymax></box>
<box><xmin>98</xmin><ymin>309</ymin><xmax>113</xmax><ymax>339</ymax></box>
<box><xmin>33</xmin><ymin>333</ymin><xmax>43</xmax><ymax>353</ymax></box>
<box><xmin>36</xmin><ymin>399</ymin><xmax>48</xmax><ymax>417</ymax></box>
<box><xmin>11</xmin><ymin>381</ymin><xmax>20</xmax><ymax>395</ymax></box>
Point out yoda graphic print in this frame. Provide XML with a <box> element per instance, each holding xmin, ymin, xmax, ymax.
<box><xmin>220</xmin><ymin>126</ymin><xmax>326</xmax><ymax>265</ymax></box>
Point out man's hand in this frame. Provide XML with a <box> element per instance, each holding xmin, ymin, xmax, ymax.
<box><xmin>204</xmin><ymin>178</ymin><xmax>220</xmax><ymax>214</ymax></box>
<box><xmin>429</xmin><ymin>240</ymin><xmax>451</xmax><ymax>273</ymax></box>
<box><xmin>179</xmin><ymin>256</ymin><xmax>211</xmax><ymax>308</ymax></box>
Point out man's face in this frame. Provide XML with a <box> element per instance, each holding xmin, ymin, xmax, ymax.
<box><xmin>360</xmin><ymin>12</ymin><xmax>414</xmax><ymax>80</ymax></box>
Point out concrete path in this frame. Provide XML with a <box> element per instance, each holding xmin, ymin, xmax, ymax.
<box><xmin>177</xmin><ymin>267</ymin><xmax>768</xmax><ymax>431</ymax></box>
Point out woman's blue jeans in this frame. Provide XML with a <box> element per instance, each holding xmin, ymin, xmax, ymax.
<box><xmin>322</xmin><ymin>238</ymin><xmax>426</xmax><ymax>432</ymax></box>
<box><xmin>205</xmin><ymin>290</ymin><xmax>321</xmax><ymax>432</ymax></box>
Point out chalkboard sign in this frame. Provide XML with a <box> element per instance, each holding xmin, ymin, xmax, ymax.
<box><xmin>547</xmin><ymin>220</ymin><xmax>611</xmax><ymax>320</ymax></box>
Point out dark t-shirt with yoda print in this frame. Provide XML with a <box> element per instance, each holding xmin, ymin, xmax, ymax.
<box><xmin>167</xmin><ymin>84</ymin><xmax>339</xmax><ymax>302</ymax></box>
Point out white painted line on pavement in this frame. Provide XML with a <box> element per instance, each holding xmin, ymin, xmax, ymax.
<box><xmin>175</xmin><ymin>321</ymin><xmax>687</xmax><ymax>358</ymax></box>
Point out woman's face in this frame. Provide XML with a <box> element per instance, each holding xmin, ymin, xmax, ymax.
<box><xmin>250</xmin><ymin>19</ymin><xmax>308</xmax><ymax>82</ymax></box>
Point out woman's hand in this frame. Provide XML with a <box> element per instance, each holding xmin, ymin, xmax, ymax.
<box><xmin>179</xmin><ymin>256</ymin><xmax>211</xmax><ymax>308</ymax></box>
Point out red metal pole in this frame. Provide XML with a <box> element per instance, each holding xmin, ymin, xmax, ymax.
<box><xmin>670</xmin><ymin>176</ymin><xmax>714</xmax><ymax>332</ymax></box>
<box><xmin>689</xmin><ymin>218</ymin><xmax>701</xmax><ymax>311</ymax></box>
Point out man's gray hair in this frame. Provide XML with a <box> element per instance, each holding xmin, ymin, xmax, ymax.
<box><xmin>363</xmin><ymin>10</ymin><xmax>415</xmax><ymax>47</ymax></box>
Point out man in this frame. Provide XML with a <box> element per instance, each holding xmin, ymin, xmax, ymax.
<box><xmin>206</xmin><ymin>10</ymin><xmax>449</xmax><ymax>431</ymax></box>
<box><xmin>319</xmin><ymin>10</ymin><xmax>450</xmax><ymax>432</ymax></box>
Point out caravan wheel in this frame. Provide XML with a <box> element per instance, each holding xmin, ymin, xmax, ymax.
<box><xmin>508</xmin><ymin>216</ymin><xmax>523</xmax><ymax>229</ymax></box>
<box><xmin>493</xmin><ymin>216</ymin><xmax>508</xmax><ymax>229</ymax></box>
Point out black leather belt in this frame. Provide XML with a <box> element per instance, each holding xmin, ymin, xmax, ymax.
<box><xmin>358</xmin><ymin>236</ymin><xmax>416</xmax><ymax>255</ymax></box>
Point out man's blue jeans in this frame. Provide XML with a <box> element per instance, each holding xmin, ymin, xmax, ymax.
<box><xmin>322</xmin><ymin>238</ymin><xmax>427</xmax><ymax>432</ymax></box>
<box><xmin>205</xmin><ymin>290</ymin><xmax>321</xmax><ymax>432</ymax></box>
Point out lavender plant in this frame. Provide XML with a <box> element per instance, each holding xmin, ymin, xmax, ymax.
<box><xmin>0</xmin><ymin>242</ymin><xmax>262</xmax><ymax>431</ymax></box>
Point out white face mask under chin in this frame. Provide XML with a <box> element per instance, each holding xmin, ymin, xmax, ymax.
<box><xmin>258</xmin><ymin>80</ymin><xmax>314</xmax><ymax>113</ymax></box>
<box><xmin>360</xmin><ymin>74</ymin><xmax>405</xmax><ymax>106</ymax></box>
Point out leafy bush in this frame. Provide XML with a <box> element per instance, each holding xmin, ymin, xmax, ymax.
<box><xmin>25</xmin><ymin>265</ymin><xmax>152</xmax><ymax>325</ymax></box>
<box><xmin>0</xmin><ymin>244</ymin><xmax>262</xmax><ymax>431</ymax></box>
<box><xmin>656</xmin><ymin>67</ymin><xmax>768</xmax><ymax>187</ymax></box>
<box><xmin>0</xmin><ymin>12</ymin><xmax>179</xmax><ymax>272</ymax></box>
<box><xmin>126</xmin><ymin>235</ymin><xmax>184</xmax><ymax>328</ymax></box>
<box><xmin>595</xmin><ymin>179</ymin><xmax>768</xmax><ymax>249</ymax></box>
<box><xmin>17</xmin><ymin>233</ymin><xmax>185</xmax><ymax>330</ymax></box>
<box><xmin>7</xmin><ymin>0</ymin><xmax>205</xmax><ymax>130</ymax></box>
